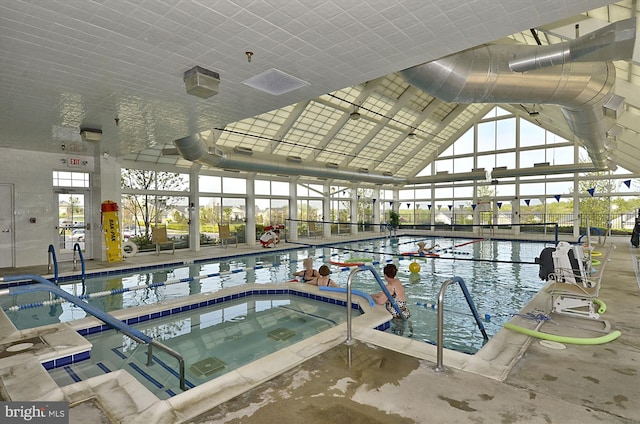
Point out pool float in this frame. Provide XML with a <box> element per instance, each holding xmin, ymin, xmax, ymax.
<box><xmin>318</xmin><ymin>286</ymin><xmax>375</xmax><ymax>306</ymax></box>
<box><xmin>400</xmin><ymin>252</ymin><xmax>440</xmax><ymax>258</ymax></box>
<box><xmin>590</xmin><ymin>250</ymin><xmax>603</xmax><ymax>257</ymax></box>
<box><xmin>590</xmin><ymin>259</ymin><xmax>602</xmax><ymax>267</ymax></box>
<box><xmin>503</xmin><ymin>322</ymin><xmax>621</xmax><ymax>345</ymax></box>
<box><xmin>329</xmin><ymin>260</ymin><xmax>364</xmax><ymax>267</ymax></box>
<box><xmin>345</xmin><ymin>258</ymin><xmax>372</xmax><ymax>263</ymax></box>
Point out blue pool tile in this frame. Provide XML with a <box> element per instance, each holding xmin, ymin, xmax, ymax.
<box><xmin>127</xmin><ymin>317</ymin><xmax>139</xmax><ymax>325</ymax></box>
<box><xmin>199</xmin><ymin>301</ymin><xmax>208</xmax><ymax>308</ymax></box>
<box><xmin>151</xmin><ymin>312</ymin><xmax>161</xmax><ymax>319</ymax></box>
<box><xmin>223</xmin><ymin>295</ymin><xmax>232</xmax><ymax>301</ymax></box>
<box><xmin>55</xmin><ymin>356</ymin><xmax>72</xmax><ymax>367</ymax></box>
<box><xmin>73</xmin><ymin>351</ymin><xmax>91</xmax><ymax>363</ymax></box>
<box><xmin>77</xmin><ymin>329</ymin><xmax>89</xmax><ymax>336</ymax></box>
<box><xmin>231</xmin><ymin>293</ymin><xmax>239</xmax><ymax>299</ymax></box>
<box><xmin>96</xmin><ymin>362</ymin><xmax>111</xmax><ymax>374</ymax></box>
<box><xmin>64</xmin><ymin>366</ymin><xmax>82</xmax><ymax>383</ymax></box>
<box><xmin>139</xmin><ymin>314</ymin><xmax>150</xmax><ymax>322</ymax></box>
<box><xmin>42</xmin><ymin>360</ymin><xmax>54</xmax><ymax>370</ymax></box>
<box><xmin>171</xmin><ymin>308</ymin><xmax>181</xmax><ymax>315</ymax></box>
<box><xmin>128</xmin><ymin>362</ymin><xmax>163</xmax><ymax>389</ymax></box>
<box><xmin>207</xmin><ymin>299</ymin><xmax>215</xmax><ymax>305</ymax></box>
<box><xmin>161</xmin><ymin>310</ymin><xmax>170</xmax><ymax>317</ymax></box>
<box><xmin>180</xmin><ymin>305</ymin><xmax>190</xmax><ymax>312</ymax></box>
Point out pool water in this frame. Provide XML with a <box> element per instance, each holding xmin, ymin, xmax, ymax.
<box><xmin>1</xmin><ymin>237</ymin><xmax>551</xmax><ymax>353</ymax></box>
<box><xmin>48</xmin><ymin>295</ymin><xmax>349</xmax><ymax>399</ymax></box>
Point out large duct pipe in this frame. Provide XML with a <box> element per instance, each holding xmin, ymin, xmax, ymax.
<box><xmin>174</xmin><ymin>133</ymin><xmax>407</xmax><ymax>185</ymax></box>
<box><xmin>509</xmin><ymin>18</ymin><xmax>636</xmax><ymax>72</ymax></box>
<box><xmin>400</xmin><ymin>19</ymin><xmax>635</xmax><ymax>169</ymax></box>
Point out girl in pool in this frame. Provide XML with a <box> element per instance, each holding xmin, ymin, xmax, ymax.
<box><xmin>310</xmin><ymin>265</ymin><xmax>339</xmax><ymax>287</ymax></box>
<box><xmin>371</xmin><ymin>263</ymin><xmax>411</xmax><ymax>319</ymax></box>
<box><xmin>293</xmin><ymin>258</ymin><xmax>319</xmax><ymax>282</ymax></box>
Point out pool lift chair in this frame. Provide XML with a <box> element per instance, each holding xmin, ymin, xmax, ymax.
<box><xmin>545</xmin><ymin>242</ymin><xmax>614</xmax><ymax>320</ymax></box>
<box><xmin>152</xmin><ymin>225</ymin><xmax>176</xmax><ymax>255</ymax></box>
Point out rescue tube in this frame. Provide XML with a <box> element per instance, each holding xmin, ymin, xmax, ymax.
<box><xmin>329</xmin><ymin>260</ymin><xmax>363</xmax><ymax>267</ymax></box>
<box><xmin>122</xmin><ymin>241</ymin><xmax>138</xmax><ymax>258</ymax></box>
<box><xmin>318</xmin><ymin>286</ymin><xmax>375</xmax><ymax>306</ymax></box>
<box><xmin>345</xmin><ymin>258</ymin><xmax>372</xmax><ymax>263</ymax></box>
<box><xmin>503</xmin><ymin>322</ymin><xmax>621</xmax><ymax>345</ymax></box>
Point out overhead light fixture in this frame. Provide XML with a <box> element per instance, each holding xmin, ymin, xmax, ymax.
<box><xmin>80</xmin><ymin>128</ymin><xmax>102</xmax><ymax>142</ymax></box>
<box><xmin>349</xmin><ymin>111</ymin><xmax>361</xmax><ymax>120</ymax></box>
<box><xmin>407</xmin><ymin>131</ymin><xmax>416</xmax><ymax>138</ymax></box>
<box><xmin>184</xmin><ymin>66</ymin><xmax>220</xmax><ymax>99</ymax></box>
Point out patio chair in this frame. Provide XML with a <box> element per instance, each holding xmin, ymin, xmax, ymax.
<box><xmin>219</xmin><ymin>224</ymin><xmax>237</xmax><ymax>248</ymax></box>
<box><xmin>151</xmin><ymin>225</ymin><xmax>175</xmax><ymax>255</ymax></box>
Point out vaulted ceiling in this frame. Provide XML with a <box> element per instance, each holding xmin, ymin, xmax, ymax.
<box><xmin>2</xmin><ymin>1</ymin><xmax>638</xmax><ymax>180</ymax></box>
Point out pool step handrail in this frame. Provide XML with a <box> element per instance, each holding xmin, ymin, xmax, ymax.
<box><xmin>0</xmin><ymin>274</ymin><xmax>188</xmax><ymax>391</ymax></box>
<box><xmin>435</xmin><ymin>276</ymin><xmax>488</xmax><ymax>372</ymax></box>
<box><xmin>72</xmin><ymin>243</ymin><xmax>86</xmax><ymax>282</ymax></box>
<box><xmin>345</xmin><ymin>265</ymin><xmax>406</xmax><ymax>344</ymax></box>
<box><xmin>47</xmin><ymin>244</ymin><xmax>59</xmax><ymax>285</ymax></box>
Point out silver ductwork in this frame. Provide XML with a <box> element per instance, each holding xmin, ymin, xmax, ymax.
<box><xmin>509</xmin><ymin>18</ymin><xmax>636</xmax><ymax>72</ymax></box>
<box><xmin>174</xmin><ymin>134</ymin><xmax>407</xmax><ymax>185</ymax></box>
<box><xmin>401</xmin><ymin>19</ymin><xmax>636</xmax><ymax>169</ymax></box>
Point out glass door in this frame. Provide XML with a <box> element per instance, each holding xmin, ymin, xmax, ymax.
<box><xmin>55</xmin><ymin>191</ymin><xmax>90</xmax><ymax>261</ymax></box>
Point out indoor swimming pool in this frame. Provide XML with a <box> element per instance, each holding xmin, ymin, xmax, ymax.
<box><xmin>46</xmin><ymin>292</ymin><xmax>354</xmax><ymax>399</ymax></box>
<box><xmin>0</xmin><ymin>236</ymin><xmax>551</xmax><ymax>353</ymax></box>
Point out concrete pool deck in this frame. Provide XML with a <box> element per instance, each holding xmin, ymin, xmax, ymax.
<box><xmin>1</xmin><ymin>236</ymin><xmax>639</xmax><ymax>423</ymax></box>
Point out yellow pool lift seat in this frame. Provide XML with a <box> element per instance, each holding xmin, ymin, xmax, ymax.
<box><xmin>151</xmin><ymin>225</ymin><xmax>175</xmax><ymax>255</ymax></box>
<box><xmin>546</xmin><ymin>243</ymin><xmax>615</xmax><ymax>320</ymax></box>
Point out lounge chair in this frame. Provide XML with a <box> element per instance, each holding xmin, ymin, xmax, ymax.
<box><xmin>218</xmin><ymin>224</ymin><xmax>237</xmax><ymax>248</ymax></box>
<box><xmin>545</xmin><ymin>243</ymin><xmax>615</xmax><ymax>319</ymax></box>
<box><xmin>151</xmin><ymin>225</ymin><xmax>175</xmax><ymax>255</ymax></box>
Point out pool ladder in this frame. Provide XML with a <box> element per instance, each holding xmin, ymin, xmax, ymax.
<box><xmin>344</xmin><ymin>269</ymin><xmax>487</xmax><ymax>372</ymax></box>
<box><xmin>434</xmin><ymin>277</ymin><xmax>488</xmax><ymax>372</ymax></box>
<box><xmin>345</xmin><ymin>265</ymin><xmax>407</xmax><ymax>345</ymax></box>
<box><xmin>72</xmin><ymin>242</ymin><xmax>86</xmax><ymax>283</ymax></box>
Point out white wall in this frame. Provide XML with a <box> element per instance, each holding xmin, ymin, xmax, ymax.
<box><xmin>1</xmin><ymin>148</ymin><xmax>94</xmax><ymax>267</ymax></box>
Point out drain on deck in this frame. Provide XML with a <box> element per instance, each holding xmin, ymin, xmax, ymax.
<box><xmin>268</xmin><ymin>327</ymin><xmax>296</xmax><ymax>341</ymax></box>
<box><xmin>190</xmin><ymin>357</ymin><xmax>226</xmax><ymax>377</ymax></box>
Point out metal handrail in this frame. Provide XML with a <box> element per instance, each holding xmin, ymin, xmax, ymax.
<box><xmin>47</xmin><ymin>244</ymin><xmax>59</xmax><ymax>285</ymax></box>
<box><xmin>72</xmin><ymin>242</ymin><xmax>86</xmax><ymax>282</ymax></box>
<box><xmin>0</xmin><ymin>274</ymin><xmax>188</xmax><ymax>391</ymax></box>
<box><xmin>435</xmin><ymin>276</ymin><xmax>488</xmax><ymax>372</ymax></box>
<box><xmin>345</xmin><ymin>265</ymin><xmax>406</xmax><ymax>344</ymax></box>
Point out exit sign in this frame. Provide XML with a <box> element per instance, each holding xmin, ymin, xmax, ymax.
<box><xmin>68</xmin><ymin>157</ymin><xmax>82</xmax><ymax>167</ymax></box>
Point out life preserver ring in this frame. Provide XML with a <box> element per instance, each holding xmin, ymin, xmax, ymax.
<box><xmin>590</xmin><ymin>250</ymin><xmax>603</xmax><ymax>257</ymax></box>
<box><xmin>590</xmin><ymin>259</ymin><xmax>601</xmax><ymax>267</ymax></box>
<box><xmin>329</xmin><ymin>260</ymin><xmax>363</xmax><ymax>267</ymax></box>
<box><xmin>122</xmin><ymin>241</ymin><xmax>139</xmax><ymax>258</ymax></box>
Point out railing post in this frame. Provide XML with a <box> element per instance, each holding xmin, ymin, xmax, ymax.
<box><xmin>435</xmin><ymin>279</ymin><xmax>454</xmax><ymax>372</ymax></box>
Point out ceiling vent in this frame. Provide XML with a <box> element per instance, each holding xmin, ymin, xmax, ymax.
<box><xmin>325</xmin><ymin>162</ymin><xmax>339</xmax><ymax>169</ymax></box>
<box><xmin>242</xmin><ymin>68</ymin><xmax>309</xmax><ymax>95</ymax></box>
<box><xmin>80</xmin><ymin>128</ymin><xmax>102</xmax><ymax>142</ymax></box>
<box><xmin>184</xmin><ymin>66</ymin><xmax>220</xmax><ymax>99</ymax></box>
<box><xmin>233</xmin><ymin>146</ymin><xmax>253</xmax><ymax>155</ymax></box>
<box><xmin>286</xmin><ymin>155</ymin><xmax>303</xmax><ymax>163</ymax></box>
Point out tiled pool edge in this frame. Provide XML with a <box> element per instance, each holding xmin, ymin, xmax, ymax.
<box><xmin>45</xmin><ymin>284</ymin><xmax>389</xmax><ymax>372</ymax></box>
